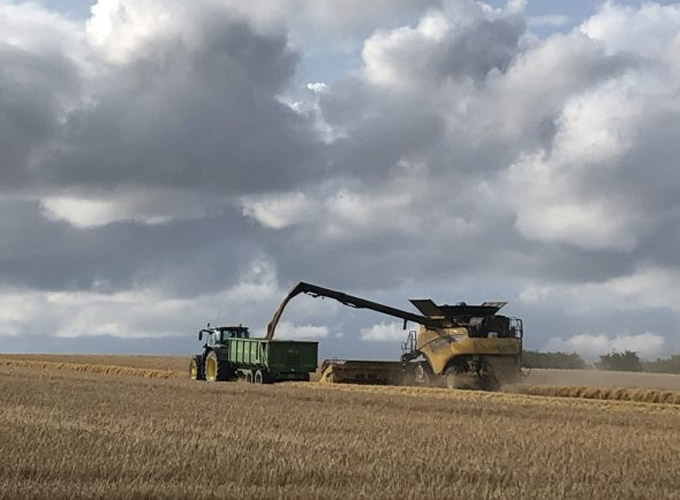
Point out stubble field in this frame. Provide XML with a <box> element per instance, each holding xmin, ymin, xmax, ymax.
<box><xmin>0</xmin><ymin>355</ymin><xmax>679</xmax><ymax>500</ymax></box>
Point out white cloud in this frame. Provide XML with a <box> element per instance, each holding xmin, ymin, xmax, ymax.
<box><xmin>545</xmin><ymin>332</ymin><xmax>666</xmax><ymax>360</ymax></box>
<box><xmin>86</xmin><ymin>0</ymin><xmax>232</xmax><ymax>63</ymax></box>
<box><xmin>360</xmin><ymin>322</ymin><xmax>406</xmax><ymax>342</ymax></box>
<box><xmin>0</xmin><ymin>0</ymin><xmax>86</xmax><ymax>60</ymax></box>
<box><xmin>241</xmin><ymin>171</ymin><xmax>436</xmax><ymax>237</ymax></box>
<box><xmin>577</xmin><ymin>266</ymin><xmax>680</xmax><ymax>313</ymax></box>
<box><xmin>41</xmin><ymin>190</ymin><xmax>212</xmax><ymax>228</ymax></box>
<box><xmin>241</xmin><ymin>192</ymin><xmax>317</xmax><ymax>229</ymax></box>
<box><xmin>360</xmin><ymin>4</ymin><xmax>517</xmax><ymax>90</ymax></box>
<box><xmin>276</xmin><ymin>321</ymin><xmax>329</xmax><ymax>340</ymax></box>
<box><xmin>518</xmin><ymin>285</ymin><xmax>552</xmax><ymax>304</ymax></box>
<box><xmin>0</xmin><ymin>257</ymin><xmax>284</xmax><ymax>339</ymax></box>
<box><xmin>520</xmin><ymin>265</ymin><xmax>680</xmax><ymax>314</ymax></box>
<box><xmin>306</xmin><ymin>82</ymin><xmax>329</xmax><ymax>93</ymax></box>
<box><xmin>581</xmin><ymin>2</ymin><xmax>680</xmax><ymax>59</ymax></box>
<box><xmin>325</xmin><ymin>189</ymin><xmax>413</xmax><ymax>232</ymax></box>
<box><xmin>505</xmin><ymin>76</ymin><xmax>652</xmax><ymax>251</ymax></box>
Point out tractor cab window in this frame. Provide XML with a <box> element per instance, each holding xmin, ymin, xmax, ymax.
<box><xmin>224</xmin><ymin>328</ymin><xmax>250</xmax><ymax>339</ymax></box>
<box><xmin>207</xmin><ymin>331</ymin><xmax>217</xmax><ymax>345</ymax></box>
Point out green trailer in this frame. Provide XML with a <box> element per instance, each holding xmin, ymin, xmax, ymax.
<box><xmin>189</xmin><ymin>325</ymin><xmax>318</xmax><ymax>384</ymax></box>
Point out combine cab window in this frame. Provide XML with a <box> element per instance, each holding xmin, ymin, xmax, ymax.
<box><xmin>469</xmin><ymin>316</ymin><xmax>512</xmax><ymax>338</ymax></box>
<box><xmin>509</xmin><ymin>318</ymin><xmax>523</xmax><ymax>338</ymax></box>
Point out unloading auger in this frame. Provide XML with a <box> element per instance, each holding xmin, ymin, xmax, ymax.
<box><xmin>266</xmin><ymin>282</ymin><xmax>524</xmax><ymax>391</ymax></box>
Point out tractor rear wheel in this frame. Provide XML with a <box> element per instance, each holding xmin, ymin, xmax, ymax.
<box><xmin>189</xmin><ymin>355</ymin><xmax>205</xmax><ymax>381</ymax></box>
<box><xmin>244</xmin><ymin>370</ymin><xmax>253</xmax><ymax>384</ymax></box>
<box><xmin>205</xmin><ymin>351</ymin><xmax>230</xmax><ymax>382</ymax></box>
<box><xmin>254</xmin><ymin>370</ymin><xmax>264</xmax><ymax>384</ymax></box>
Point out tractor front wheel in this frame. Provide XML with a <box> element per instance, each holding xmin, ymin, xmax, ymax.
<box><xmin>189</xmin><ymin>355</ymin><xmax>205</xmax><ymax>381</ymax></box>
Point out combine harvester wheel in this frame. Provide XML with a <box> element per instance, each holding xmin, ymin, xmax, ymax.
<box><xmin>444</xmin><ymin>366</ymin><xmax>481</xmax><ymax>390</ymax></box>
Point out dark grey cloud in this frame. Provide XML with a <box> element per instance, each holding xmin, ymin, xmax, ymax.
<box><xmin>45</xmin><ymin>22</ymin><xmax>319</xmax><ymax>195</ymax></box>
<box><xmin>0</xmin><ymin>199</ymin><xmax>260</xmax><ymax>294</ymax></box>
<box><xmin>0</xmin><ymin>33</ymin><xmax>82</xmax><ymax>187</ymax></box>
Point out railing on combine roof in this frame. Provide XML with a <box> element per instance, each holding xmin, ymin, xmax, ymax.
<box><xmin>509</xmin><ymin>318</ymin><xmax>523</xmax><ymax>339</ymax></box>
<box><xmin>400</xmin><ymin>330</ymin><xmax>418</xmax><ymax>360</ymax></box>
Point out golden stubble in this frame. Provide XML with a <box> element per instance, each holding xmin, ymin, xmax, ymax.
<box><xmin>0</xmin><ymin>357</ymin><xmax>679</xmax><ymax>500</ymax></box>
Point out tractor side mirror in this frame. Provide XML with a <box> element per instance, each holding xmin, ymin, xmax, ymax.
<box><xmin>198</xmin><ymin>330</ymin><xmax>203</xmax><ymax>341</ymax></box>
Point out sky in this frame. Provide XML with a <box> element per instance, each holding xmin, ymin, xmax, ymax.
<box><xmin>1</xmin><ymin>0</ymin><xmax>680</xmax><ymax>361</ymax></box>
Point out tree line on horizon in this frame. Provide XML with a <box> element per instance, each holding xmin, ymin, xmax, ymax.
<box><xmin>522</xmin><ymin>350</ymin><xmax>680</xmax><ymax>374</ymax></box>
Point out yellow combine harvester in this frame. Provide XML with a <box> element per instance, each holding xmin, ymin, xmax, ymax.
<box><xmin>266</xmin><ymin>282</ymin><xmax>524</xmax><ymax>391</ymax></box>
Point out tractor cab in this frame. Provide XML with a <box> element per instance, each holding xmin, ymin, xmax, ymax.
<box><xmin>198</xmin><ymin>324</ymin><xmax>250</xmax><ymax>347</ymax></box>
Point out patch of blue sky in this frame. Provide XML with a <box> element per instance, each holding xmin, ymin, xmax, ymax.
<box><xmin>38</xmin><ymin>0</ymin><xmax>94</xmax><ymax>19</ymax></box>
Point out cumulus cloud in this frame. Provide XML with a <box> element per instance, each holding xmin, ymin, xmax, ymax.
<box><xmin>276</xmin><ymin>322</ymin><xmax>329</xmax><ymax>340</ymax></box>
<box><xmin>241</xmin><ymin>192</ymin><xmax>317</xmax><ymax>229</ymax></box>
<box><xmin>40</xmin><ymin>189</ymin><xmax>217</xmax><ymax>227</ymax></box>
<box><xmin>0</xmin><ymin>1</ymin><xmax>88</xmax><ymax>188</ymax></box>
<box><xmin>361</xmin><ymin>3</ymin><xmax>526</xmax><ymax>90</ymax></box>
<box><xmin>2</xmin><ymin>0</ymin><xmax>680</xmax><ymax>357</ymax></box>
<box><xmin>360</xmin><ymin>322</ymin><xmax>407</xmax><ymax>342</ymax></box>
<box><xmin>581</xmin><ymin>1</ymin><xmax>680</xmax><ymax>60</ymax></box>
<box><xmin>0</xmin><ymin>256</ymin><xmax>300</xmax><ymax>343</ymax></box>
<box><xmin>2</xmin><ymin>0</ymin><xmax>321</xmax><ymax>199</ymax></box>
<box><xmin>520</xmin><ymin>265</ymin><xmax>680</xmax><ymax>314</ymax></box>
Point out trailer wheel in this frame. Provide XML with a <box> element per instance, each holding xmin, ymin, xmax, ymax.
<box><xmin>189</xmin><ymin>355</ymin><xmax>205</xmax><ymax>381</ymax></box>
<box><xmin>254</xmin><ymin>370</ymin><xmax>264</xmax><ymax>384</ymax></box>
<box><xmin>244</xmin><ymin>370</ymin><xmax>253</xmax><ymax>384</ymax></box>
<box><xmin>205</xmin><ymin>351</ymin><xmax>229</xmax><ymax>382</ymax></box>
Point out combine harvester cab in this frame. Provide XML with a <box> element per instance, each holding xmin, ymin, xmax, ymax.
<box><xmin>403</xmin><ymin>300</ymin><xmax>524</xmax><ymax>390</ymax></box>
<box><xmin>190</xmin><ymin>325</ymin><xmax>318</xmax><ymax>384</ymax></box>
<box><xmin>267</xmin><ymin>282</ymin><xmax>524</xmax><ymax>391</ymax></box>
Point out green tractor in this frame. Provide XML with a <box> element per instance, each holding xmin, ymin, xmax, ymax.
<box><xmin>190</xmin><ymin>324</ymin><xmax>250</xmax><ymax>382</ymax></box>
<box><xmin>189</xmin><ymin>323</ymin><xmax>318</xmax><ymax>384</ymax></box>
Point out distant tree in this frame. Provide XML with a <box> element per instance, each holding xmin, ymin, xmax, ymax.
<box><xmin>643</xmin><ymin>355</ymin><xmax>680</xmax><ymax>374</ymax></box>
<box><xmin>596</xmin><ymin>350</ymin><xmax>642</xmax><ymax>372</ymax></box>
<box><xmin>522</xmin><ymin>350</ymin><xmax>586</xmax><ymax>370</ymax></box>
